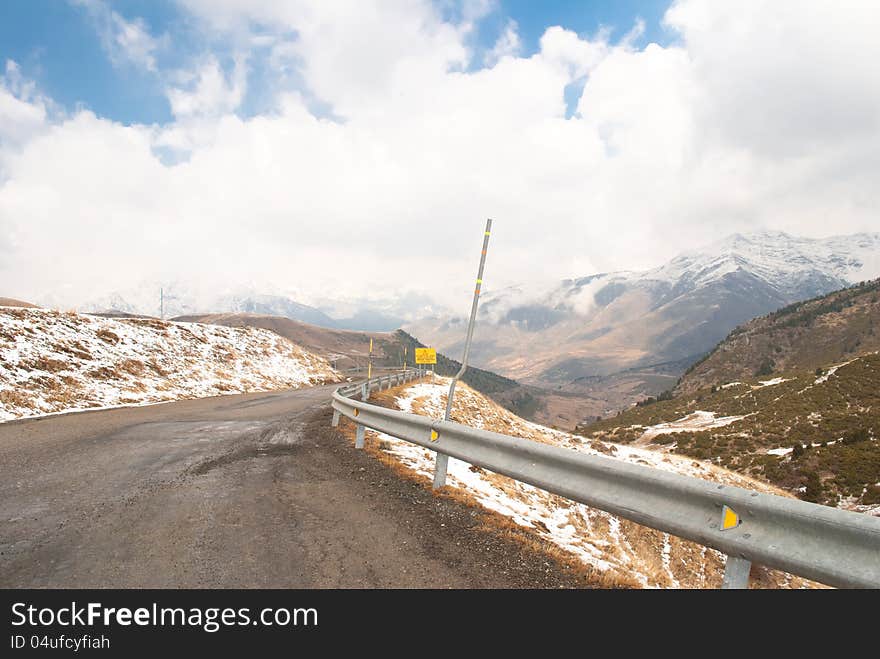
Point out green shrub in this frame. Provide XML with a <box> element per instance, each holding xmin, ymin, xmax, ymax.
<box><xmin>755</xmin><ymin>358</ymin><xmax>775</xmax><ymax>377</ymax></box>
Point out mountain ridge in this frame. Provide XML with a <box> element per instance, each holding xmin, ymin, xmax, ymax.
<box><xmin>676</xmin><ymin>277</ymin><xmax>880</xmax><ymax>395</ymax></box>
<box><xmin>405</xmin><ymin>231</ymin><xmax>880</xmax><ymax>394</ymax></box>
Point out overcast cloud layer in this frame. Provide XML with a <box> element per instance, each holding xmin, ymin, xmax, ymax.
<box><xmin>1</xmin><ymin>0</ymin><xmax>879</xmax><ymax>309</ymax></box>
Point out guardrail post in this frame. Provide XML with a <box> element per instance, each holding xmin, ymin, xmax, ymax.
<box><xmin>361</xmin><ymin>382</ymin><xmax>368</xmax><ymax>401</ymax></box>
<box><xmin>433</xmin><ymin>453</ymin><xmax>449</xmax><ymax>489</ymax></box>
<box><xmin>331</xmin><ymin>409</ymin><xmax>340</xmax><ymax>427</ymax></box>
<box><xmin>355</xmin><ymin>424</ymin><xmax>365</xmax><ymax>449</ymax></box>
<box><xmin>721</xmin><ymin>556</ymin><xmax>751</xmax><ymax>589</ymax></box>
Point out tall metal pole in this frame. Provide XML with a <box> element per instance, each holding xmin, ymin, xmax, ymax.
<box><xmin>433</xmin><ymin>218</ymin><xmax>492</xmax><ymax>489</ymax></box>
<box><xmin>366</xmin><ymin>337</ymin><xmax>373</xmax><ymax>399</ymax></box>
<box><xmin>160</xmin><ymin>288</ymin><xmax>164</xmax><ymax>321</ymax></box>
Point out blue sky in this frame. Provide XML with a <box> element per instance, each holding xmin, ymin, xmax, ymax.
<box><xmin>0</xmin><ymin>0</ymin><xmax>673</xmax><ymax>126</ymax></box>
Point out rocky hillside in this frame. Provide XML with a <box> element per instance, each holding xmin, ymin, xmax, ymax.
<box><xmin>354</xmin><ymin>377</ymin><xmax>816</xmax><ymax>588</ymax></box>
<box><xmin>0</xmin><ymin>307</ymin><xmax>340</xmax><ymax>421</ymax></box>
<box><xmin>677</xmin><ymin>278</ymin><xmax>880</xmax><ymax>395</ymax></box>
<box><xmin>578</xmin><ymin>349</ymin><xmax>879</xmax><ymax>515</ymax></box>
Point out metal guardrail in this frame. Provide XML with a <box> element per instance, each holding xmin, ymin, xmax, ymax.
<box><xmin>330</xmin><ymin>371</ymin><xmax>880</xmax><ymax>589</ymax></box>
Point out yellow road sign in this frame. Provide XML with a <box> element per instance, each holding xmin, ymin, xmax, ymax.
<box><xmin>721</xmin><ymin>505</ymin><xmax>740</xmax><ymax>531</ymax></box>
<box><xmin>415</xmin><ymin>348</ymin><xmax>437</xmax><ymax>365</ymax></box>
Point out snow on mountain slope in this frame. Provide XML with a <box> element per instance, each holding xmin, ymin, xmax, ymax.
<box><xmin>405</xmin><ymin>231</ymin><xmax>880</xmax><ymax>391</ymax></box>
<box><xmin>643</xmin><ymin>231</ymin><xmax>880</xmax><ymax>294</ymax></box>
<box><xmin>361</xmin><ymin>377</ymin><xmax>817</xmax><ymax>589</ymax></box>
<box><xmin>0</xmin><ymin>307</ymin><xmax>340</xmax><ymax>421</ymax></box>
<box><xmin>469</xmin><ymin>232</ymin><xmax>880</xmax><ymax>328</ymax></box>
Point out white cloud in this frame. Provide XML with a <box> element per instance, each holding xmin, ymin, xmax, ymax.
<box><xmin>166</xmin><ymin>56</ymin><xmax>248</xmax><ymax>119</ymax></box>
<box><xmin>72</xmin><ymin>0</ymin><xmax>162</xmax><ymax>72</ymax></box>
<box><xmin>0</xmin><ymin>61</ymin><xmax>49</xmax><ymax>148</ymax></box>
<box><xmin>484</xmin><ymin>20</ymin><xmax>522</xmax><ymax>66</ymax></box>
<box><xmin>539</xmin><ymin>25</ymin><xmax>610</xmax><ymax>79</ymax></box>
<box><xmin>178</xmin><ymin>0</ymin><xmax>471</xmax><ymax>118</ymax></box>
<box><xmin>665</xmin><ymin>0</ymin><xmax>880</xmax><ymax>158</ymax></box>
<box><xmin>1</xmin><ymin>0</ymin><xmax>879</xmax><ymax>311</ymax></box>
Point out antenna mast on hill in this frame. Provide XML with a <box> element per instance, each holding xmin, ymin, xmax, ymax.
<box><xmin>160</xmin><ymin>288</ymin><xmax>164</xmax><ymax>320</ymax></box>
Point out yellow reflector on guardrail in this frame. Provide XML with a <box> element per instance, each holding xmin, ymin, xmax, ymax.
<box><xmin>721</xmin><ymin>505</ymin><xmax>740</xmax><ymax>530</ymax></box>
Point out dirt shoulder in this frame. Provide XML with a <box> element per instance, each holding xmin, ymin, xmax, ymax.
<box><xmin>310</xmin><ymin>406</ymin><xmax>598</xmax><ymax>588</ymax></box>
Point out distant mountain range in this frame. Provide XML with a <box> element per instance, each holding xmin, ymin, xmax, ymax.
<box><xmin>404</xmin><ymin>231</ymin><xmax>880</xmax><ymax>390</ymax></box>
<box><xmin>61</xmin><ymin>284</ymin><xmax>413</xmax><ymax>332</ymax></box>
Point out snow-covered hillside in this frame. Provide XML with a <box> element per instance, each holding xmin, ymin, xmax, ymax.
<box><xmin>0</xmin><ymin>307</ymin><xmax>340</xmax><ymax>421</ymax></box>
<box><xmin>361</xmin><ymin>377</ymin><xmax>818</xmax><ymax>589</ymax></box>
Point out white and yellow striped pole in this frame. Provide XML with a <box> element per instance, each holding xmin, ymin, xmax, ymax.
<box><xmin>434</xmin><ymin>218</ymin><xmax>492</xmax><ymax>489</ymax></box>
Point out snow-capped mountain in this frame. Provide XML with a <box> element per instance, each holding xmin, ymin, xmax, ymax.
<box><xmin>404</xmin><ymin>231</ymin><xmax>880</xmax><ymax>387</ymax></box>
<box><xmin>644</xmin><ymin>231</ymin><xmax>880</xmax><ymax>295</ymax></box>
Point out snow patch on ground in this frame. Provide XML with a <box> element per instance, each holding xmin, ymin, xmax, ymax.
<box><xmin>0</xmin><ymin>307</ymin><xmax>339</xmax><ymax>421</ymax></box>
<box><xmin>753</xmin><ymin>377</ymin><xmax>794</xmax><ymax>388</ymax></box>
<box><xmin>814</xmin><ymin>359</ymin><xmax>857</xmax><ymax>385</ymax></box>
<box><xmin>637</xmin><ymin>410</ymin><xmax>747</xmax><ymax>442</ymax></box>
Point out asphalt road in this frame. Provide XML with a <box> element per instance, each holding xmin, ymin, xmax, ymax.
<box><xmin>0</xmin><ymin>385</ymin><xmax>588</xmax><ymax>588</ymax></box>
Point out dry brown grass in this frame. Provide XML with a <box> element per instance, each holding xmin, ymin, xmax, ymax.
<box><xmin>145</xmin><ymin>360</ymin><xmax>167</xmax><ymax>376</ymax></box>
<box><xmin>44</xmin><ymin>388</ymin><xmax>82</xmax><ymax>407</ymax></box>
<box><xmin>52</xmin><ymin>340</ymin><xmax>92</xmax><ymax>361</ymax></box>
<box><xmin>0</xmin><ymin>389</ymin><xmax>31</xmax><ymax>408</ymax></box>
<box><xmin>86</xmin><ymin>366</ymin><xmax>121</xmax><ymax>380</ymax></box>
<box><xmin>32</xmin><ymin>357</ymin><xmax>68</xmax><ymax>373</ymax></box>
<box><xmin>118</xmin><ymin>359</ymin><xmax>145</xmax><ymax>377</ymax></box>
<box><xmin>96</xmin><ymin>329</ymin><xmax>120</xmax><ymax>345</ymax></box>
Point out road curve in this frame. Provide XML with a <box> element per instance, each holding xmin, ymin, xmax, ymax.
<box><xmin>0</xmin><ymin>385</ymin><xmax>588</xmax><ymax>588</ymax></box>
